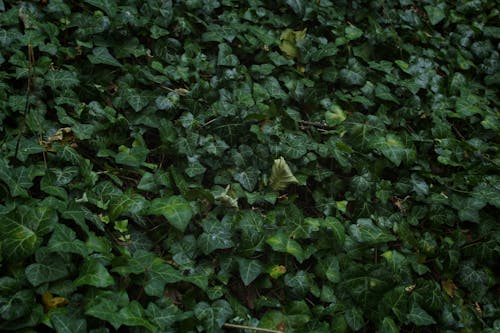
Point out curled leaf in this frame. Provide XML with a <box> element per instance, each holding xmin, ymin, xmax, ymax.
<box><xmin>42</xmin><ymin>292</ymin><xmax>68</xmax><ymax>311</ymax></box>
<box><xmin>270</xmin><ymin>157</ymin><xmax>298</xmax><ymax>191</ymax></box>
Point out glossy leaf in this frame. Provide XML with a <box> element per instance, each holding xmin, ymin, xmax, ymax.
<box><xmin>148</xmin><ymin>196</ymin><xmax>193</xmax><ymax>232</ymax></box>
<box><xmin>73</xmin><ymin>259</ymin><xmax>114</xmax><ymax>288</ymax></box>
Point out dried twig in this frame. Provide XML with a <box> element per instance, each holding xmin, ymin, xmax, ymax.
<box><xmin>298</xmin><ymin>120</ymin><xmax>331</xmax><ymax>130</ymax></box>
<box><xmin>15</xmin><ymin>44</ymin><xmax>35</xmax><ymax>159</ymax></box>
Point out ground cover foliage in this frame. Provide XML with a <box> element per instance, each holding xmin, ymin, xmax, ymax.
<box><xmin>0</xmin><ymin>0</ymin><xmax>499</xmax><ymax>332</ymax></box>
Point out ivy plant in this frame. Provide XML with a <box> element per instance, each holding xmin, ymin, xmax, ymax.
<box><xmin>0</xmin><ymin>0</ymin><xmax>499</xmax><ymax>332</ymax></box>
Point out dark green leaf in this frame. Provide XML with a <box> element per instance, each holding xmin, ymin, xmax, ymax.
<box><xmin>237</xmin><ymin>258</ymin><xmax>264</xmax><ymax>286</ymax></box>
<box><xmin>349</xmin><ymin>218</ymin><xmax>396</xmax><ymax>244</ymax></box>
<box><xmin>407</xmin><ymin>304</ymin><xmax>436</xmax><ymax>326</ymax></box>
<box><xmin>194</xmin><ymin>300</ymin><xmax>233</xmax><ymax>333</ymax></box>
<box><xmin>148</xmin><ymin>196</ymin><xmax>193</xmax><ymax>232</ymax></box>
<box><xmin>198</xmin><ymin>215</ymin><xmax>234</xmax><ymax>255</ymax></box>
<box><xmin>87</xmin><ymin>47</ymin><xmax>122</xmax><ymax>67</ymax></box>
<box><xmin>266</xmin><ymin>231</ymin><xmax>307</xmax><ymax>263</ymax></box>
<box><xmin>73</xmin><ymin>259</ymin><xmax>114</xmax><ymax>288</ymax></box>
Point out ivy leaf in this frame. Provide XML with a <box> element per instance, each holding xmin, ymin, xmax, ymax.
<box><xmin>217</xmin><ymin>43</ymin><xmax>239</xmax><ymax>66</ymax></box>
<box><xmin>234</xmin><ymin>168</ymin><xmax>260</xmax><ymax>192</ymax></box>
<box><xmin>147</xmin><ymin>302</ymin><xmax>180</xmax><ymax>330</ymax></box>
<box><xmin>25</xmin><ymin>255</ymin><xmax>68</xmax><ymax>287</ymax></box>
<box><xmin>148</xmin><ymin>196</ymin><xmax>193</xmax><ymax>232</ymax></box>
<box><xmin>284</xmin><ymin>271</ymin><xmax>311</xmax><ymax>297</ymax></box>
<box><xmin>344</xmin><ymin>307</ymin><xmax>365</xmax><ymax>331</ymax></box>
<box><xmin>407</xmin><ymin>304</ymin><xmax>436</xmax><ymax>326</ymax></box>
<box><xmin>269</xmin><ymin>156</ymin><xmax>299</xmax><ymax>191</ymax></box>
<box><xmin>73</xmin><ymin>259</ymin><xmax>114</xmax><ymax>288</ymax></box>
<box><xmin>84</xmin><ymin>0</ymin><xmax>117</xmax><ymax>16</ymax></box>
<box><xmin>345</xmin><ymin>25</ymin><xmax>363</xmax><ymax>40</ymax></box>
<box><xmin>266</xmin><ymin>231</ymin><xmax>307</xmax><ymax>263</ymax></box>
<box><xmin>87</xmin><ymin>47</ymin><xmax>122</xmax><ymax>67</ymax></box>
<box><xmin>126</xmin><ymin>88</ymin><xmax>150</xmax><ymax>112</ymax></box>
<box><xmin>44</xmin><ymin>70</ymin><xmax>79</xmax><ymax>90</ymax></box>
<box><xmin>194</xmin><ymin>300</ymin><xmax>233</xmax><ymax>333</ymax></box>
<box><xmin>285</xmin><ymin>0</ymin><xmax>305</xmax><ymax>17</ymax></box>
<box><xmin>377</xmin><ymin>317</ymin><xmax>399</xmax><ymax>333</ymax></box>
<box><xmin>47</xmin><ymin>223</ymin><xmax>88</xmax><ymax>256</ymax></box>
<box><xmin>349</xmin><ymin>218</ymin><xmax>396</xmax><ymax>244</ymax></box>
<box><xmin>0</xmin><ymin>206</ymin><xmax>57</xmax><ymax>261</ymax></box>
<box><xmin>118</xmin><ymin>301</ymin><xmax>157</xmax><ymax>332</ymax></box>
<box><xmin>457</xmin><ymin>197</ymin><xmax>486</xmax><ymax>222</ymax></box>
<box><xmin>108</xmin><ymin>191</ymin><xmax>147</xmax><ymax>221</ymax></box>
<box><xmin>424</xmin><ymin>5</ymin><xmax>446</xmax><ymax>25</ymax></box>
<box><xmin>0</xmin><ymin>159</ymin><xmax>37</xmax><ymax>198</ymax></box>
<box><xmin>198</xmin><ymin>215</ymin><xmax>234</xmax><ymax>255</ymax></box>
<box><xmin>237</xmin><ymin>258</ymin><xmax>264</xmax><ymax>286</ymax></box>
<box><xmin>145</xmin><ymin>258</ymin><xmax>182</xmax><ymax>296</ymax></box>
<box><xmin>85</xmin><ymin>291</ymin><xmax>129</xmax><ymax>329</ymax></box>
<box><xmin>50</xmin><ymin>312</ymin><xmax>87</xmax><ymax>333</ymax></box>
<box><xmin>371</xmin><ymin>134</ymin><xmax>415</xmax><ymax>166</ymax></box>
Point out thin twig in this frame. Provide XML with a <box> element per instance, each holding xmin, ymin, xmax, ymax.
<box><xmin>298</xmin><ymin>120</ymin><xmax>331</xmax><ymax>130</ymax></box>
<box><xmin>15</xmin><ymin>44</ymin><xmax>35</xmax><ymax>159</ymax></box>
<box><xmin>223</xmin><ymin>323</ymin><xmax>285</xmax><ymax>333</ymax></box>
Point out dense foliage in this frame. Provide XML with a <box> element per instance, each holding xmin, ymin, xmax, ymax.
<box><xmin>1</xmin><ymin>0</ymin><xmax>499</xmax><ymax>332</ymax></box>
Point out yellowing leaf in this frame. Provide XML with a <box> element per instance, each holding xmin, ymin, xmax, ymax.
<box><xmin>269</xmin><ymin>265</ymin><xmax>286</xmax><ymax>279</ymax></box>
<box><xmin>42</xmin><ymin>292</ymin><xmax>68</xmax><ymax>311</ymax></box>
<box><xmin>269</xmin><ymin>156</ymin><xmax>298</xmax><ymax>191</ymax></box>
<box><xmin>279</xmin><ymin>28</ymin><xmax>307</xmax><ymax>59</ymax></box>
<box><xmin>39</xmin><ymin>127</ymin><xmax>76</xmax><ymax>152</ymax></box>
<box><xmin>441</xmin><ymin>279</ymin><xmax>457</xmax><ymax>298</ymax></box>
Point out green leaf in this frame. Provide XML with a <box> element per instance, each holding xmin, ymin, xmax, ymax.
<box><xmin>266</xmin><ymin>231</ymin><xmax>307</xmax><ymax>263</ymax></box>
<box><xmin>198</xmin><ymin>215</ymin><xmax>234</xmax><ymax>255</ymax></box>
<box><xmin>44</xmin><ymin>70</ymin><xmax>79</xmax><ymax>90</ymax></box>
<box><xmin>118</xmin><ymin>301</ymin><xmax>157</xmax><ymax>332</ymax></box>
<box><xmin>349</xmin><ymin>218</ymin><xmax>396</xmax><ymax>244</ymax></box>
<box><xmin>344</xmin><ymin>307</ymin><xmax>364</xmax><ymax>331</ymax></box>
<box><xmin>377</xmin><ymin>317</ymin><xmax>399</xmax><ymax>333</ymax></box>
<box><xmin>47</xmin><ymin>223</ymin><xmax>88</xmax><ymax>256</ymax></box>
<box><xmin>148</xmin><ymin>196</ymin><xmax>193</xmax><ymax>232</ymax></box>
<box><xmin>115</xmin><ymin>143</ymin><xmax>149</xmax><ymax>167</ymax></box>
<box><xmin>284</xmin><ymin>271</ymin><xmax>311</xmax><ymax>297</ymax></box>
<box><xmin>87</xmin><ymin>47</ymin><xmax>122</xmax><ymax>67</ymax></box>
<box><xmin>108</xmin><ymin>191</ymin><xmax>146</xmax><ymax>220</ymax></box>
<box><xmin>234</xmin><ymin>168</ymin><xmax>260</xmax><ymax>192</ymax></box>
<box><xmin>25</xmin><ymin>255</ymin><xmax>68</xmax><ymax>286</ymax></box>
<box><xmin>371</xmin><ymin>134</ymin><xmax>415</xmax><ymax>166</ymax></box>
<box><xmin>147</xmin><ymin>302</ymin><xmax>180</xmax><ymax>330</ymax></box>
<box><xmin>473</xmin><ymin>177</ymin><xmax>500</xmax><ymax>208</ymax></box>
<box><xmin>0</xmin><ymin>206</ymin><xmax>57</xmax><ymax>261</ymax></box>
<box><xmin>145</xmin><ymin>258</ymin><xmax>182</xmax><ymax>296</ymax></box>
<box><xmin>194</xmin><ymin>300</ymin><xmax>233</xmax><ymax>333</ymax></box>
<box><xmin>217</xmin><ymin>43</ymin><xmax>239</xmax><ymax>66</ymax></box>
<box><xmin>322</xmin><ymin>217</ymin><xmax>345</xmax><ymax>248</ymax></box>
<box><xmin>50</xmin><ymin>312</ymin><xmax>87</xmax><ymax>333</ymax></box>
<box><xmin>0</xmin><ymin>159</ymin><xmax>37</xmax><ymax>198</ymax></box>
<box><xmin>85</xmin><ymin>291</ymin><xmax>129</xmax><ymax>329</ymax></box>
<box><xmin>424</xmin><ymin>5</ymin><xmax>446</xmax><ymax>25</ymax></box>
<box><xmin>457</xmin><ymin>197</ymin><xmax>486</xmax><ymax>222</ymax></box>
<box><xmin>407</xmin><ymin>304</ymin><xmax>436</xmax><ymax>326</ymax></box>
<box><xmin>84</xmin><ymin>0</ymin><xmax>117</xmax><ymax>16</ymax></box>
<box><xmin>269</xmin><ymin>156</ymin><xmax>299</xmax><ymax>191</ymax></box>
<box><xmin>345</xmin><ymin>25</ymin><xmax>363</xmax><ymax>40</ymax></box>
<box><xmin>125</xmin><ymin>88</ymin><xmax>150</xmax><ymax>112</ymax></box>
<box><xmin>73</xmin><ymin>259</ymin><xmax>114</xmax><ymax>288</ymax></box>
<box><xmin>285</xmin><ymin>0</ymin><xmax>305</xmax><ymax>17</ymax></box>
<box><xmin>237</xmin><ymin>258</ymin><xmax>264</xmax><ymax>286</ymax></box>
